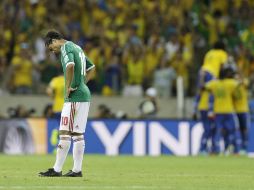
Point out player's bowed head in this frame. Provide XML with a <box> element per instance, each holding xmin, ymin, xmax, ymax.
<box><xmin>44</xmin><ymin>30</ymin><xmax>66</xmax><ymax>54</ymax></box>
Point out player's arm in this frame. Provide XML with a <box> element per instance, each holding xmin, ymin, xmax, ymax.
<box><xmin>66</xmin><ymin>63</ymin><xmax>75</xmax><ymax>97</ymax></box>
<box><xmin>46</xmin><ymin>86</ymin><xmax>54</xmax><ymax>98</ymax></box>
<box><xmin>192</xmin><ymin>93</ymin><xmax>201</xmax><ymax>120</ymax></box>
<box><xmin>239</xmin><ymin>78</ymin><xmax>249</xmax><ymax>88</ymax></box>
<box><xmin>85</xmin><ymin>56</ymin><xmax>95</xmax><ymax>84</ymax></box>
<box><xmin>203</xmin><ymin>80</ymin><xmax>212</xmax><ymax>92</ymax></box>
<box><xmin>201</xmin><ymin>83</ymin><xmax>215</xmax><ymax>119</ymax></box>
<box><xmin>86</xmin><ymin>66</ymin><xmax>95</xmax><ymax>83</ymax></box>
<box><xmin>65</xmin><ymin>52</ymin><xmax>76</xmax><ymax>98</ymax></box>
<box><xmin>204</xmin><ymin>82</ymin><xmax>215</xmax><ymax>119</ymax></box>
<box><xmin>198</xmin><ymin>70</ymin><xmax>206</xmax><ymax>89</ymax></box>
<box><xmin>46</xmin><ymin>79</ymin><xmax>55</xmax><ymax>99</ymax></box>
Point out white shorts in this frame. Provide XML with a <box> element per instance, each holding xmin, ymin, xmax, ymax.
<box><xmin>59</xmin><ymin>102</ymin><xmax>90</xmax><ymax>134</ymax></box>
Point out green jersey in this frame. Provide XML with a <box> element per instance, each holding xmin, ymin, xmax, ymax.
<box><xmin>60</xmin><ymin>41</ymin><xmax>95</xmax><ymax>102</ymax></box>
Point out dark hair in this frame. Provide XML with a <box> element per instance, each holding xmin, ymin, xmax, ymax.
<box><xmin>213</xmin><ymin>41</ymin><xmax>225</xmax><ymax>50</ymax></box>
<box><xmin>44</xmin><ymin>30</ymin><xmax>63</xmax><ymax>47</ymax></box>
<box><xmin>219</xmin><ymin>64</ymin><xmax>236</xmax><ymax>79</ymax></box>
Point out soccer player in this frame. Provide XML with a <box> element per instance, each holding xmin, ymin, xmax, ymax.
<box><xmin>46</xmin><ymin>70</ymin><xmax>65</xmax><ymax>120</ymax></box>
<box><xmin>204</xmin><ymin>65</ymin><xmax>242</xmax><ymax>154</ymax></box>
<box><xmin>46</xmin><ymin>71</ymin><xmax>65</xmax><ymax>153</ymax></box>
<box><xmin>198</xmin><ymin>41</ymin><xmax>228</xmax><ymax>87</ymax></box>
<box><xmin>195</xmin><ymin>90</ymin><xmax>216</xmax><ymax>154</ymax></box>
<box><xmin>39</xmin><ymin>30</ymin><xmax>95</xmax><ymax>177</ymax></box>
<box><xmin>233</xmin><ymin>76</ymin><xmax>250</xmax><ymax>152</ymax></box>
<box><xmin>193</xmin><ymin>41</ymin><xmax>228</xmax><ymax>153</ymax></box>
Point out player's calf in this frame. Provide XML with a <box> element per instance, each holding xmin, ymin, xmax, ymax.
<box><xmin>64</xmin><ymin>135</ymin><xmax>85</xmax><ymax>177</ymax></box>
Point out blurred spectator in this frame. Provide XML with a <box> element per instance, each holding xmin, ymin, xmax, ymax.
<box><xmin>70</xmin><ymin>29</ymin><xmax>86</xmax><ymax>48</ymax></box>
<box><xmin>122</xmin><ymin>47</ymin><xmax>144</xmax><ymax>97</ymax></box>
<box><xmin>43</xmin><ymin>104</ymin><xmax>54</xmax><ymax>118</ymax></box>
<box><xmin>164</xmin><ymin>34</ymin><xmax>180</xmax><ymax>62</ymax></box>
<box><xmin>46</xmin><ymin>71</ymin><xmax>64</xmax><ymax>119</ymax></box>
<box><xmin>138</xmin><ymin>87</ymin><xmax>158</xmax><ymax>118</ymax></box>
<box><xmin>103</xmin><ymin>55</ymin><xmax>122</xmax><ymax>95</ymax></box>
<box><xmin>124</xmin><ymin>24</ymin><xmax>143</xmax><ymax>52</ymax></box>
<box><xmin>33</xmin><ymin>34</ymin><xmax>46</xmax><ymax>64</ymax></box>
<box><xmin>144</xmin><ymin>33</ymin><xmax>164</xmax><ymax>86</ymax></box>
<box><xmin>95</xmin><ymin>104</ymin><xmax>114</xmax><ymax>119</ymax></box>
<box><xmin>114</xmin><ymin>110</ymin><xmax>128</xmax><ymax>119</ymax></box>
<box><xmin>0</xmin><ymin>0</ymin><xmax>254</xmax><ymax>98</ymax></box>
<box><xmin>9</xmin><ymin>43</ymin><xmax>33</xmax><ymax>94</ymax></box>
<box><xmin>171</xmin><ymin>52</ymin><xmax>190</xmax><ymax>94</ymax></box>
<box><xmin>40</xmin><ymin>60</ymin><xmax>59</xmax><ymax>89</ymax></box>
<box><xmin>8</xmin><ymin>105</ymin><xmax>36</xmax><ymax>118</ymax></box>
<box><xmin>153</xmin><ymin>62</ymin><xmax>176</xmax><ymax>98</ymax></box>
<box><xmin>0</xmin><ymin>57</ymin><xmax>7</xmax><ymax>86</ymax></box>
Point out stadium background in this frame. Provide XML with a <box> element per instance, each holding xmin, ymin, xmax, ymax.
<box><xmin>1</xmin><ymin>0</ymin><xmax>254</xmax><ymax>189</ymax></box>
<box><xmin>1</xmin><ymin>0</ymin><xmax>254</xmax><ymax>152</ymax></box>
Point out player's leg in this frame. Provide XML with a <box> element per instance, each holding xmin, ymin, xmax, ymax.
<box><xmin>64</xmin><ymin>102</ymin><xmax>90</xmax><ymax>177</ymax></box>
<box><xmin>53</xmin><ymin>102</ymin><xmax>73</xmax><ymax>172</ymax></box>
<box><xmin>214</xmin><ymin>114</ymin><xmax>223</xmax><ymax>154</ymax></box>
<box><xmin>39</xmin><ymin>103</ymin><xmax>72</xmax><ymax>177</ymax></box>
<box><xmin>210</xmin><ymin>121</ymin><xmax>217</xmax><ymax>154</ymax></box>
<box><xmin>199</xmin><ymin>111</ymin><xmax>210</xmax><ymax>154</ymax></box>
<box><xmin>222</xmin><ymin>128</ymin><xmax>229</xmax><ymax>152</ymax></box>
<box><xmin>53</xmin><ymin>132</ymin><xmax>71</xmax><ymax>172</ymax></box>
<box><xmin>238</xmin><ymin>113</ymin><xmax>249</xmax><ymax>151</ymax></box>
<box><xmin>244</xmin><ymin>113</ymin><xmax>251</xmax><ymax>151</ymax></box>
<box><xmin>233</xmin><ymin>114</ymin><xmax>242</xmax><ymax>154</ymax></box>
<box><xmin>226</xmin><ymin>114</ymin><xmax>241</xmax><ymax>154</ymax></box>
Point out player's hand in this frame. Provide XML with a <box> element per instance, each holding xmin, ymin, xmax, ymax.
<box><xmin>207</xmin><ymin>111</ymin><xmax>215</xmax><ymax>120</ymax></box>
<box><xmin>66</xmin><ymin>87</ymin><xmax>77</xmax><ymax>98</ymax></box>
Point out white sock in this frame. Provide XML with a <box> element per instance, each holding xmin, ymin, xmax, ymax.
<box><xmin>72</xmin><ymin>135</ymin><xmax>85</xmax><ymax>173</ymax></box>
<box><xmin>53</xmin><ymin>135</ymin><xmax>71</xmax><ymax>172</ymax></box>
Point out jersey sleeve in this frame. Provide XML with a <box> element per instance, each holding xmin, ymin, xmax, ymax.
<box><xmin>205</xmin><ymin>81</ymin><xmax>215</xmax><ymax>92</ymax></box>
<box><xmin>61</xmin><ymin>43</ymin><xmax>75</xmax><ymax>67</ymax></box>
<box><xmin>85</xmin><ymin>56</ymin><xmax>95</xmax><ymax>71</ymax></box>
<box><xmin>230</xmin><ymin>79</ymin><xmax>239</xmax><ymax>90</ymax></box>
<box><xmin>49</xmin><ymin>78</ymin><xmax>56</xmax><ymax>89</ymax></box>
<box><xmin>243</xmin><ymin>78</ymin><xmax>249</xmax><ymax>87</ymax></box>
<box><xmin>11</xmin><ymin>57</ymin><xmax>21</xmax><ymax>66</ymax></box>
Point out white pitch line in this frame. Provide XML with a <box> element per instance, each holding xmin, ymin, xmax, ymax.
<box><xmin>0</xmin><ymin>186</ymin><xmax>171</xmax><ymax>190</ymax></box>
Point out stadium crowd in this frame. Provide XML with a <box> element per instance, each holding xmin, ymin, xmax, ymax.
<box><xmin>1</xmin><ymin>0</ymin><xmax>254</xmax><ymax>156</ymax></box>
<box><xmin>1</xmin><ymin>0</ymin><xmax>254</xmax><ymax>98</ymax></box>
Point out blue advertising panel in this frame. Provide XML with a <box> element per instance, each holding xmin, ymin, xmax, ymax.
<box><xmin>0</xmin><ymin>118</ymin><xmax>252</xmax><ymax>156</ymax></box>
<box><xmin>47</xmin><ymin>119</ymin><xmax>205</xmax><ymax>156</ymax></box>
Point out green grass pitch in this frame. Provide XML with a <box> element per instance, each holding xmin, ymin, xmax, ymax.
<box><xmin>0</xmin><ymin>155</ymin><xmax>253</xmax><ymax>190</ymax></box>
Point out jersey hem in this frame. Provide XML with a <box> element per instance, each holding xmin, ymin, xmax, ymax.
<box><xmin>64</xmin><ymin>100</ymin><xmax>91</xmax><ymax>103</ymax></box>
<box><xmin>86</xmin><ymin>64</ymin><xmax>95</xmax><ymax>71</ymax></box>
<box><xmin>66</xmin><ymin>62</ymin><xmax>75</xmax><ymax>67</ymax></box>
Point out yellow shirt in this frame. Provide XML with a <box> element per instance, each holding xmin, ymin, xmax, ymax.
<box><xmin>233</xmin><ymin>83</ymin><xmax>249</xmax><ymax>113</ymax></box>
<box><xmin>205</xmin><ymin>79</ymin><xmax>238</xmax><ymax>113</ymax></box>
<box><xmin>198</xmin><ymin>90</ymin><xmax>209</xmax><ymax>111</ymax></box>
<box><xmin>144</xmin><ymin>47</ymin><xmax>163</xmax><ymax>75</ymax></box>
<box><xmin>202</xmin><ymin>49</ymin><xmax>228</xmax><ymax>78</ymax></box>
<box><xmin>204</xmin><ymin>13</ymin><xmax>217</xmax><ymax>45</ymax></box>
<box><xmin>127</xmin><ymin>58</ymin><xmax>144</xmax><ymax>84</ymax></box>
<box><xmin>211</xmin><ymin>0</ymin><xmax>228</xmax><ymax>14</ymax></box>
<box><xmin>49</xmin><ymin>76</ymin><xmax>65</xmax><ymax>113</ymax></box>
<box><xmin>11</xmin><ymin>56</ymin><xmax>32</xmax><ymax>87</ymax></box>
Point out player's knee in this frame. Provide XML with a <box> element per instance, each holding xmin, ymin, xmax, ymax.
<box><xmin>57</xmin><ymin>135</ymin><xmax>71</xmax><ymax>149</ymax></box>
<box><xmin>59</xmin><ymin>130</ymin><xmax>71</xmax><ymax>136</ymax></box>
<box><xmin>59</xmin><ymin>135</ymin><xmax>72</xmax><ymax>141</ymax></box>
<box><xmin>72</xmin><ymin>135</ymin><xmax>84</xmax><ymax>142</ymax></box>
